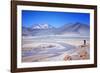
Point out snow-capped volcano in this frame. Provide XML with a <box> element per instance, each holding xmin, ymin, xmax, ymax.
<box><xmin>31</xmin><ymin>24</ymin><xmax>54</xmax><ymax>29</ymax></box>
<box><xmin>22</xmin><ymin>22</ymin><xmax>90</xmax><ymax>36</ymax></box>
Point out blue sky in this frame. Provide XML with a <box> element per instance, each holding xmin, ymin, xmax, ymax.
<box><xmin>22</xmin><ymin>10</ymin><xmax>90</xmax><ymax>28</ymax></box>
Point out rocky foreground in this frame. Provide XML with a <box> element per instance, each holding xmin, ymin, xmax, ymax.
<box><xmin>22</xmin><ymin>42</ymin><xmax>90</xmax><ymax>62</ymax></box>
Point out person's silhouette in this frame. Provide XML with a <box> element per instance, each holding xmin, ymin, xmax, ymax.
<box><xmin>84</xmin><ymin>40</ymin><xmax>86</xmax><ymax>45</ymax></box>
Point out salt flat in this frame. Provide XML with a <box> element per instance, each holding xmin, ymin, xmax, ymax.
<box><xmin>22</xmin><ymin>35</ymin><xmax>90</xmax><ymax>62</ymax></box>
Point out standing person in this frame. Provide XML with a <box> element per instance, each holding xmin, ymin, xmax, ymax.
<box><xmin>84</xmin><ymin>40</ymin><xmax>86</xmax><ymax>45</ymax></box>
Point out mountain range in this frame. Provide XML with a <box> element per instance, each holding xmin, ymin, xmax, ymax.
<box><xmin>22</xmin><ymin>22</ymin><xmax>90</xmax><ymax>36</ymax></box>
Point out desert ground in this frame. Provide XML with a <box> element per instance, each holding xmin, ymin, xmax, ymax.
<box><xmin>22</xmin><ymin>35</ymin><xmax>90</xmax><ymax>62</ymax></box>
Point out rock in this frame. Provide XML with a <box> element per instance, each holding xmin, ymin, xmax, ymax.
<box><xmin>78</xmin><ymin>50</ymin><xmax>89</xmax><ymax>59</ymax></box>
<box><xmin>63</xmin><ymin>55</ymin><xmax>72</xmax><ymax>61</ymax></box>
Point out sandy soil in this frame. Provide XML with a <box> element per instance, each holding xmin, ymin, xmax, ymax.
<box><xmin>22</xmin><ymin>36</ymin><xmax>90</xmax><ymax>62</ymax></box>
